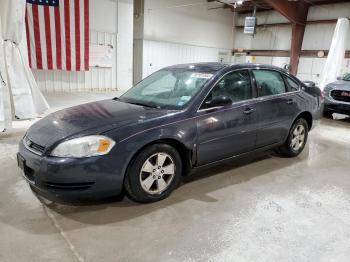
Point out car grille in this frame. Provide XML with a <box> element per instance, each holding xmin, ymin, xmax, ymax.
<box><xmin>24</xmin><ymin>136</ymin><xmax>46</xmax><ymax>155</ymax></box>
<box><xmin>23</xmin><ymin>166</ymin><xmax>35</xmax><ymax>184</ymax></box>
<box><xmin>44</xmin><ymin>182</ymin><xmax>95</xmax><ymax>190</ymax></box>
<box><xmin>331</xmin><ymin>90</ymin><xmax>350</xmax><ymax>103</ymax></box>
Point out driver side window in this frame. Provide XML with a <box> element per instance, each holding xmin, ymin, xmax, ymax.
<box><xmin>201</xmin><ymin>70</ymin><xmax>252</xmax><ymax>109</ymax></box>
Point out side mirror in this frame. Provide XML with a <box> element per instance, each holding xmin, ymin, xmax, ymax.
<box><xmin>337</xmin><ymin>76</ymin><xmax>342</xmax><ymax>80</ymax></box>
<box><xmin>205</xmin><ymin>95</ymin><xmax>232</xmax><ymax>108</ymax></box>
<box><xmin>303</xmin><ymin>81</ymin><xmax>316</xmax><ymax>88</ymax></box>
<box><xmin>302</xmin><ymin>81</ymin><xmax>322</xmax><ymax>97</ymax></box>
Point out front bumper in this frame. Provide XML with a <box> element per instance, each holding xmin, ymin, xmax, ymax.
<box><xmin>324</xmin><ymin>99</ymin><xmax>350</xmax><ymax>115</ymax></box>
<box><xmin>18</xmin><ymin>139</ymin><xmax>125</xmax><ymax>200</ymax></box>
<box><xmin>324</xmin><ymin>93</ymin><xmax>350</xmax><ymax>115</ymax></box>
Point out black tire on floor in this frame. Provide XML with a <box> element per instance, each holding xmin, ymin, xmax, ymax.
<box><xmin>124</xmin><ymin>143</ymin><xmax>182</xmax><ymax>203</ymax></box>
<box><xmin>279</xmin><ymin>118</ymin><xmax>309</xmax><ymax>157</ymax></box>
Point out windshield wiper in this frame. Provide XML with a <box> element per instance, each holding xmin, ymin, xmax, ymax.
<box><xmin>127</xmin><ymin>101</ymin><xmax>160</xmax><ymax>109</ymax></box>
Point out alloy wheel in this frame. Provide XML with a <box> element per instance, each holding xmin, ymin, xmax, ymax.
<box><xmin>290</xmin><ymin>124</ymin><xmax>306</xmax><ymax>151</ymax></box>
<box><xmin>139</xmin><ymin>153</ymin><xmax>176</xmax><ymax>194</ymax></box>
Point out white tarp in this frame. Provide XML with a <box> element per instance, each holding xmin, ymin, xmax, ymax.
<box><xmin>319</xmin><ymin>18</ymin><xmax>350</xmax><ymax>90</ymax></box>
<box><xmin>0</xmin><ymin>13</ymin><xmax>12</xmax><ymax>131</ymax></box>
<box><xmin>0</xmin><ymin>0</ymin><xmax>49</xmax><ymax>131</ymax></box>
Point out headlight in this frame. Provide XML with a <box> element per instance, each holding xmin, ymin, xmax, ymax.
<box><xmin>51</xmin><ymin>136</ymin><xmax>116</xmax><ymax>158</ymax></box>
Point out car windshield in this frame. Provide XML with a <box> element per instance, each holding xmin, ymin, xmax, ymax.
<box><xmin>343</xmin><ymin>73</ymin><xmax>350</xmax><ymax>81</ymax></box>
<box><xmin>120</xmin><ymin>69</ymin><xmax>214</xmax><ymax>109</ymax></box>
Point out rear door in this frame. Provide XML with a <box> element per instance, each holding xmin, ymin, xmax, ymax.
<box><xmin>196</xmin><ymin>69</ymin><xmax>258</xmax><ymax>166</ymax></box>
<box><xmin>252</xmin><ymin>69</ymin><xmax>299</xmax><ymax>148</ymax></box>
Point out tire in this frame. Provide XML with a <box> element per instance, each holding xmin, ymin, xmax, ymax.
<box><xmin>279</xmin><ymin>118</ymin><xmax>309</xmax><ymax>157</ymax></box>
<box><xmin>124</xmin><ymin>144</ymin><xmax>182</xmax><ymax>203</ymax></box>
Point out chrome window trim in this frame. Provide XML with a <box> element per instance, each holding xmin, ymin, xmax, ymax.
<box><xmin>197</xmin><ymin>67</ymin><xmax>301</xmax><ymax>113</ymax></box>
<box><xmin>254</xmin><ymin>90</ymin><xmax>301</xmax><ymax>102</ymax></box>
<box><xmin>197</xmin><ymin>91</ymin><xmax>300</xmax><ymax>114</ymax></box>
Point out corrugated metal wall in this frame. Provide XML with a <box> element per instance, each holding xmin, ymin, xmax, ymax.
<box><xmin>233</xmin><ymin>2</ymin><xmax>350</xmax><ymax>83</ymax></box>
<box><xmin>32</xmin><ymin>30</ymin><xmax>117</xmax><ymax>92</ymax></box>
<box><xmin>134</xmin><ymin>40</ymin><xmax>231</xmax><ymax>83</ymax></box>
<box><xmin>234</xmin><ymin>26</ymin><xmax>292</xmax><ymax>51</ymax></box>
<box><xmin>298</xmin><ymin>58</ymin><xmax>350</xmax><ymax>83</ymax></box>
<box><xmin>233</xmin><ymin>55</ymin><xmax>350</xmax><ymax>83</ymax></box>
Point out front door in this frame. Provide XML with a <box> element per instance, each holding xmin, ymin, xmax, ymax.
<box><xmin>196</xmin><ymin>70</ymin><xmax>258</xmax><ymax>166</ymax></box>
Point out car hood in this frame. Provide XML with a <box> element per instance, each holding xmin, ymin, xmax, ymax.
<box><xmin>326</xmin><ymin>80</ymin><xmax>350</xmax><ymax>91</ymax></box>
<box><xmin>26</xmin><ymin>99</ymin><xmax>172</xmax><ymax>147</ymax></box>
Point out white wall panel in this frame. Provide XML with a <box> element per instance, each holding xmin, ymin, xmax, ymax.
<box><xmin>143</xmin><ymin>0</ymin><xmax>234</xmax><ymax>49</ymax></box>
<box><xmin>117</xmin><ymin>0</ymin><xmax>133</xmax><ymax>91</ymax></box>
<box><xmin>235</xmin><ymin>3</ymin><xmax>350</xmax><ymax>51</ymax></box>
<box><xmin>234</xmin><ymin>9</ymin><xmax>290</xmax><ymax>51</ymax></box>
<box><xmin>242</xmin><ymin>56</ymin><xmax>290</xmax><ymax>68</ymax></box>
<box><xmin>234</xmin><ymin>26</ymin><xmax>292</xmax><ymax>50</ymax></box>
<box><xmin>307</xmin><ymin>3</ymin><xmax>350</xmax><ymax>21</ymax></box>
<box><xmin>134</xmin><ymin>0</ymin><xmax>234</xmax><ymax>83</ymax></box>
<box><xmin>33</xmin><ymin>31</ymin><xmax>117</xmax><ymax>92</ymax></box>
<box><xmin>297</xmin><ymin>58</ymin><xmax>350</xmax><ymax>84</ymax></box>
<box><xmin>235</xmin><ymin>10</ymin><xmax>288</xmax><ymax>26</ymax></box>
<box><xmin>140</xmin><ymin>40</ymin><xmax>231</xmax><ymax>80</ymax></box>
<box><xmin>233</xmin><ymin>2</ymin><xmax>350</xmax><ymax>85</ymax></box>
<box><xmin>303</xmin><ymin>23</ymin><xmax>336</xmax><ymax>50</ymax></box>
<box><xmin>32</xmin><ymin>0</ymin><xmax>134</xmax><ymax>93</ymax></box>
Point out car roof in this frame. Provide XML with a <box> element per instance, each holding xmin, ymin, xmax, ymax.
<box><xmin>165</xmin><ymin>62</ymin><xmax>286</xmax><ymax>74</ymax></box>
<box><xmin>165</xmin><ymin>62</ymin><xmax>230</xmax><ymax>73</ymax></box>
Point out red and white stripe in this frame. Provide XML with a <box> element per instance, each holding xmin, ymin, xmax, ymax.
<box><xmin>25</xmin><ymin>0</ymin><xmax>89</xmax><ymax>71</ymax></box>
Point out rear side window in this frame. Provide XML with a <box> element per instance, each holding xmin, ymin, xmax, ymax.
<box><xmin>285</xmin><ymin>76</ymin><xmax>300</xmax><ymax>91</ymax></box>
<box><xmin>252</xmin><ymin>70</ymin><xmax>286</xmax><ymax>97</ymax></box>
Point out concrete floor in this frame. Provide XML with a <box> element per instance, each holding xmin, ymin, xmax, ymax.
<box><xmin>1</xmin><ymin>92</ymin><xmax>350</xmax><ymax>262</ymax></box>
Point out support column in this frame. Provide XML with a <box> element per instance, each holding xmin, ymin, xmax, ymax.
<box><xmin>290</xmin><ymin>23</ymin><xmax>306</xmax><ymax>75</ymax></box>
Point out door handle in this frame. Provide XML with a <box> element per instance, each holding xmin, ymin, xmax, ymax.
<box><xmin>287</xmin><ymin>99</ymin><xmax>294</xmax><ymax>105</ymax></box>
<box><xmin>244</xmin><ymin>108</ymin><xmax>255</xmax><ymax>115</ymax></box>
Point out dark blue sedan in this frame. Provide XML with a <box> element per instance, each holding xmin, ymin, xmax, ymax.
<box><xmin>18</xmin><ymin>63</ymin><xmax>321</xmax><ymax>202</ymax></box>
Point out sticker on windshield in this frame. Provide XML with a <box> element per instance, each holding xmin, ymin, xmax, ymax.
<box><xmin>180</xmin><ymin>96</ymin><xmax>191</xmax><ymax>101</ymax></box>
<box><xmin>191</xmin><ymin>73</ymin><xmax>213</xmax><ymax>79</ymax></box>
<box><xmin>177</xmin><ymin>96</ymin><xmax>191</xmax><ymax>106</ymax></box>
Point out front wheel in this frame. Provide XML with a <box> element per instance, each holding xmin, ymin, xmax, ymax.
<box><xmin>279</xmin><ymin>118</ymin><xmax>309</xmax><ymax>157</ymax></box>
<box><xmin>124</xmin><ymin>144</ymin><xmax>182</xmax><ymax>203</ymax></box>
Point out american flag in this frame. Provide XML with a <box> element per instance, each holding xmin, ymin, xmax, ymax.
<box><xmin>25</xmin><ymin>0</ymin><xmax>89</xmax><ymax>71</ymax></box>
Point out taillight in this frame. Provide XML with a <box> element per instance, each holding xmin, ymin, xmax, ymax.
<box><xmin>320</xmin><ymin>91</ymin><xmax>325</xmax><ymax>99</ymax></box>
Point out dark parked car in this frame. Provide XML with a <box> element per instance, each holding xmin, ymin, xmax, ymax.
<box><xmin>324</xmin><ymin>73</ymin><xmax>350</xmax><ymax>117</ymax></box>
<box><xmin>18</xmin><ymin>63</ymin><xmax>321</xmax><ymax>203</ymax></box>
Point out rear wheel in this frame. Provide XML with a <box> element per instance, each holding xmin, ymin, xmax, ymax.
<box><xmin>279</xmin><ymin>118</ymin><xmax>308</xmax><ymax>157</ymax></box>
<box><xmin>124</xmin><ymin>144</ymin><xmax>182</xmax><ymax>203</ymax></box>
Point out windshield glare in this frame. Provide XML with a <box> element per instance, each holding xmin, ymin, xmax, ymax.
<box><xmin>343</xmin><ymin>73</ymin><xmax>350</xmax><ymax>81</ymax></box>
<box><xmin>120</xmin><ymin>69</ymin><xmax>214</xmax><ymax>109</ymax></box>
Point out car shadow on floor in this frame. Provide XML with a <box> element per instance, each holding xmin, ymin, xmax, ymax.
<box><xmin>37</xmin><ymin>149</ymin><xmax>307</xmax><ymax>228</ymax></box>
